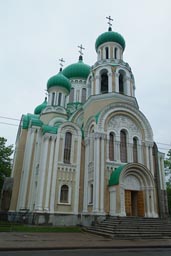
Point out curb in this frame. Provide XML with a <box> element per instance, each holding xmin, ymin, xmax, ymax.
<box><xmin>1</xmin><ymin>245</ymin><xmax>171</xmax><ymax>251</ymax></box>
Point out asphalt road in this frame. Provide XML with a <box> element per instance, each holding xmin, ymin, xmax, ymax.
<box><xmin>1</xmin><ymin>248</ymin><xmax>171</xmax><ymax>256</ymax></box>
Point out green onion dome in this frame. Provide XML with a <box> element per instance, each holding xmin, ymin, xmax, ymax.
<box><xmin>34</xmin><ymin>97</ymin><xmax>47</xmax><ymax>115</ymax></box>
<box><xmin>62</xmin><ymin>56</ymin><xmax>91</xmax><ymax>79</ymax></box>
<box><xmin>95</xmin><ymin>27</ymin><xmax>126</xmax><ymax>52</ymax></box>
<box><xmin>47</xmin><ymin>70</ymin><xmax>71</xmax><ymax>92</ymax></box>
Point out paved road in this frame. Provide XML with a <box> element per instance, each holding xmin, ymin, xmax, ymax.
<box><xmin>1</xmin><ymin>248</ymin><xmax>171</xmax><ymax>256</ymax></box>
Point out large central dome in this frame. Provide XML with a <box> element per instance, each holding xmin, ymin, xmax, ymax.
<box><xmin>95</xmin><ymin>27</ymin><xmax>126</xmax><ymax>51</ymax></box>
<box><xmin>62</xmin><ymin>56</ymin><xmax>91</xmax><ymax>79</ymax></box>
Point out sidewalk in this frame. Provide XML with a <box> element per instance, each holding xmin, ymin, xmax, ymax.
<box><xmin>0</xmin><ymin>231</ymin><xmax>171</xmax><ymax>251</ymax></box>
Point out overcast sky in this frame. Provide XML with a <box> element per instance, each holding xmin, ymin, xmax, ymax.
<box><xmin>0</xmin><ymin>0</ymin><xmax>171</xmax><ymax>154</ymax></box>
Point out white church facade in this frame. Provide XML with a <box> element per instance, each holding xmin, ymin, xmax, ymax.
<box><xmin>8</xmin><ymin>22</ymin><xmax>168</xmax><ymax>225</ymax></box>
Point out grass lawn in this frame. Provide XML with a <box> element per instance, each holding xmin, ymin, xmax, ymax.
<box><xmin>0</xmin><ymin>223</ymin><xmax>82</xmax><ymax>232</ymax></box>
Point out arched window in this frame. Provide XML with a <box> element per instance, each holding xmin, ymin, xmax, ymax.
<box><xmin>133</xmin><ymin>137</ymin><xmax>138</xmax><ymax>163</ymax></box>
<box><xmin>114</xmin><ymin>48</ymin><xmax>118</xmax><ymax>59</ymax></box>
<box><xmin>58</xmin><ymin>93</ymin><xmax>62</xmax><ymax>106</ymax></box>
<box><xmin>81</xmin><ymin>88</ymin><xmax>86</xmax><ymax>103</ymax></box>
<box><xmin>120</xmin><ymin>130</ymin><xmax>127</xmax><ymax>162</ymax></box>
<box><xmin>105</xmin><ymin>47</ymin><xmax>109</xmax><ymax>59</ymax></box>
<box><xmin>101</xmin><ymin>71</ymin><xmax>108</xmax><ymax>93</ymax></box>
<box><xmin>52</xmin><ymin>92</ymin><xmax>55</xmax><ymax>106</ymax></box>
<box><xmin>69</xmin><ymin>88</ymin><xmax>74</xmax><ymax>102</ymax></box>
<box><xmin>64</xmin><ymin>132</ymin><xmax>72</xmax><ymax>163</ymax></box>
<box><xmin>60</xmin><ymin>185</ymin><xmax>69</xmax><ymax>203</ymax></box>
<box><xmin>109</xmin><ymin>132</ymin><xmax>114</xmax><ymax>161</ymax></box>
<box><xmin>119</xmin><ymin>73</ymin><xmax>124</xmax><ymax>94</ymax></box>
<box><xmin>90</xmin><ymin>126</ymin><xmax>94</xmax><ymax>162</ymax></box>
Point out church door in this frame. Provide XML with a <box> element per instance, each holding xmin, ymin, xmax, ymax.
<box><xmin>125</xmin><ymin>190</ymin><xmax>145</xmax><ymax>217</ymax></box>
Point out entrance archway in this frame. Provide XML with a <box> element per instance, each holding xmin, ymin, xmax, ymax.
<box><xmin>109</xmin><ymin>163</ymin><xmax>158</xmax><ymax>217</ymax></box>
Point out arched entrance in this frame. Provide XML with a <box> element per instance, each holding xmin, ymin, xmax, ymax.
<box><xmin>109</xmin><ymin>163</ymin><xmax>158</xmax><ymax>218</ymax></box>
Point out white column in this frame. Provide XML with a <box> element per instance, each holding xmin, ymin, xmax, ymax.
<box><xmin>115</xmin><ymin>73</ymin><xmax>119</xmax><ymax>93</ymax></box>
<box><xmin>44</xmin><ymin>138</ymin><xmax>55</xmax><ymax>211</ymax></box>
<box><xmin>74</xmin><ymin>136</ymin><xmax>81</xmax><ymax>214</ymax></box>
<box><xmin>145</xmin><ymin>189</ymin><xmax>150</xmax><ymax>217</ymax></box>
<box><xmin>138</xmin><ymin>142</ymin><xmax>143</xmax><ymax>164</ymax></box>
<box><xmin>61</xmin><ymin>94</ymin><xmax>65</xmax><ymax>107</ymax></box>
<box><xmin>128</xmin><ymin>139</ymin><xmax>133</xmax><ymax>163</ymax></box>
<box><xmin>27</xmin><ymin>130</ymin><xmax>40</xmax><ymax>210</ymax></box>
<box><xmin>116</xmin><ymin>138</ymin><xmax>120</xmax><ymax>162</ymax></box>
<box><xmin>93</xmin><ymin>135</ymin><xmax>100</xmax><ymax>213</ymax></box>
<box><xmin>145</xmin><ymin>144</ymin><xmax>150</xmax><ymax>169</ymax></box>
<box><xmin>17</xmin><ymin>128</ymin><xmax>35</xmax><ymax>210</ymax></box>
<box><xmin>120</xmin><ymin>187</ymin><xmax>126</xmax><ymax>216</ymax></box>
<box><xmin>95</xmin><ymin>75</ymin><xmax>100</xmax><ymax>94</ymax></box>
<box><xmin>125</xmin><ymin>76</ymin><xmax>131</xmax><ymax>96</ymax></box>
<box><xmin>100</xmin><ymin>137</ymin><xmax>105</xmax><ymax>213</ymax></box>
<box><xmin>35</xmin><ymin>136</ymin><xmax>49</xmax><ymax>211</ymax></box>
<box><xmin>108</xmin><ymin>73</ymin><xmax>112</xmax><ymax>93</ymax></box>
<box><xmin>150</xmin><ymin>189</ymin><xmax>155</xmax><ymax>217</ymax></box>
<box><xmin>50</xmin><ymin>135</ymin><xmax>60</xmax><ymax>212</ymax></box>
<box><xmin>91</xmin><ymin>78</ymin><xmax>94</xmax><ymax>95</ymax></box>
<box><xmin>109</xmin><ymin>187</ymin><xmax>116</xmax><ymax>216</ymax></box>
<box><xmin>83</xmin><ymin>139</ymin><xmax>89</xmax><ymax>213</ymax></box>
<box><xmin>149</xmin><ymin>146</ymin><xmax>154</xmax><ymax>175</ymax></box>
<box><xmin>48</xmin><ymin>93</ymin><xmax>52</xmax><ymax>105</ymax></box>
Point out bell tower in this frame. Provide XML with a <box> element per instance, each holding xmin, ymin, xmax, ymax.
<box><xmin>91</xmin><ymin>17</ymin><xmax>135</xmax><ymax>99</ymax></box>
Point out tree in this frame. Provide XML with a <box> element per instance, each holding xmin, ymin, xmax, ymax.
<box><xmin>0</xmin><ymin>137</ymin><xmax>13</xmax><ymax>197</ymax></box>
<box><xmin>164</xmin><ymin>149</ymin><xmax>171</xmax><ymax>214</ymax></box>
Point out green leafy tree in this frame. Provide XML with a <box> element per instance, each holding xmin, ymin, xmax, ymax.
<box><xmin>0</xmin><ymin>137</ymin><xmax>13</xmax><ymax>197</ymax></box>
<box><xmin>164</xmin><ymin>149</ymin><xmax>171</xmax><ymax>214</ymax></box>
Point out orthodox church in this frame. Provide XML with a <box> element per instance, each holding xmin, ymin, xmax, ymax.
<box><xmin>8</xmin><ymin>19</ymin><xmax>168</xmax><ymax>225</ymax></box>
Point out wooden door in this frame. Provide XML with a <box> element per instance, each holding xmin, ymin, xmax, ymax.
<box><xmin>137</xmin><ymin>191</ymin><xmax>145</xmax><ymax>217</ymax></box>
<box><xmin>125</xmin><ymin>190</ymin><xmax>132</xmax><ymax>216</ymax></box>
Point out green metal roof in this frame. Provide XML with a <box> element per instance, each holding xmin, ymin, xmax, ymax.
<box><xmin>47</xmin><ymin>71</ymin><xmax>71</xmax><ymax>92</ymax></box>
<box><xmin>34</xmin><ymin>98</ymin><xmax>47</xmax><ymax>115</ymax></box>
<box><xmin>95</xmin><ymin>29</ymin><xmax>126</xmax><ymax>52</ymax></box>
<box><xmin>109</xmin><ymin>165</ymin><xmax>126</xmax><ymax>186</ymax></box>
<box><xmin>62</xmin><ymin>57</ymin><xmax>91</xmax><ymax>79</ymax></box>
<box><xmin>22</xmin><ymin>114</ymin><xmax>40</xmax><ymax>129</ymax></box>
<box><xmin>42</xmin><ymin>125</ymin><xmax>58</xmax><ymax>135</ymax></box>
<box><xmin>30</xmin><ymin>118</ymin><xmax>43</xmax><ymax>127</ymax></box>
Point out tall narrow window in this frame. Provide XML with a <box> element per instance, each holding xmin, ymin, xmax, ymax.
<box><xmin>64</xmin><ymin>132</ymin><xmax>72</xmax><ymax>163</ymax></box>
<box><xmin>119</xmin><ymin>73</ymin><xmax>124</xmax><ymax>94</ymax></box>
<box><xmin>101</xmin><ymin>71</ymin><xmax>108</xmax><ymax>93</ymax></box>
<box><xmin>114</xmin><ymin>48</ymin><xmax>118</xmax><ymax>59</ymax></box>
<box><xmin>109</xmin><ymin>132</ymin><xmax>114</xmax><ymax>161</ymax></box>
<box><xmin>60</xmin><ymin>185</ymin><xmax>69</xmax><ymax>203</ymax></box>
<box><xmin>52</xmin><ymin>92</ymin><xmax>55</xmax><ymax>106</ymax></box>
<box><xmin>133</xmin><ymin>137</ymin><xmax>138</xmax><ymax>163</ymax></box>
<box><xmin>90</xmin><ymin>184</ymin><xmax>93</xmax><ymax>204</ymax></box>
<box><xmin>120</xmin><ymin>130</ymin><xmax>127</xmax><ymax>162</ymax></box>
<box><xmin>69</xmin><ymin>88</ymin><xmax>74</xmax><ymax>103</ymax></box>
<box><xmin>105</xmin><ymin>47</ymin><xmax>109</xmax><ymax>59</ymax></box>
<box><xmin>58</xmin><ymin>92</ymin><xmax>62</xmax><ymax>106</ymax></box>
<box><xmin>81</xmin><ymin>88</ymin><xmax>86</xmax><ymax>103</ymax></box>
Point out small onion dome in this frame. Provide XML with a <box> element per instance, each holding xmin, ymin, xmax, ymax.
<box><xmin>34</xmin><ymin>97</ymin><xmax>47</xmax><ymax>115</ymax></box>
<box><xmin>47</xmin><ymin>71</ymin><xmax>71</xmax><ymax>92</ymax></box>
<box><xmin>95</xmin><ymin>27</ymin><xmax>126</xmax><ymax>52</ymax></box>
<box><xmin>62</xmin><ymin>56</ymin><xmax>91</xmax><ymax>79</ymax></box>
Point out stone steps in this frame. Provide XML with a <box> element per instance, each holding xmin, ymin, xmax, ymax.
<box><xmin>86</xmin><ymin>217</ymin><xmax>171</xmax><ymax>239</ymax></box>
